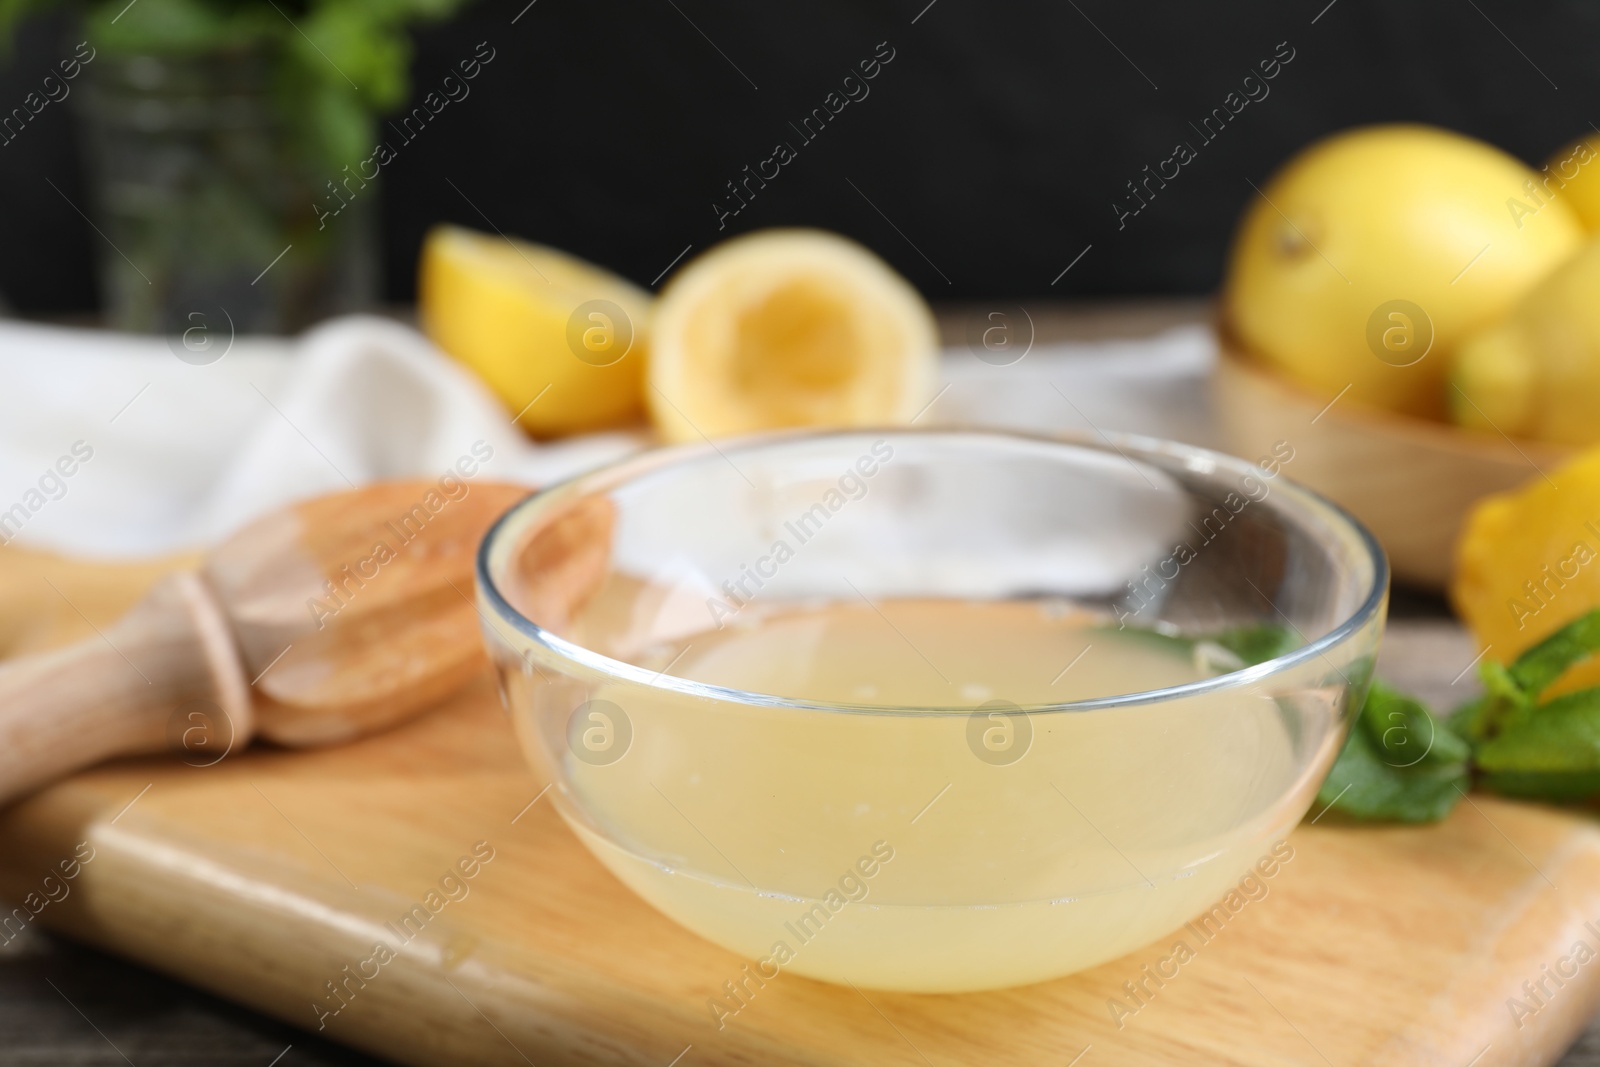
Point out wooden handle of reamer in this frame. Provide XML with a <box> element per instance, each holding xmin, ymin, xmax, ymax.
<box><xmin>0</xmin><ymin>572</ymin><xmax>253</xmax><ymax>807</ymax></box>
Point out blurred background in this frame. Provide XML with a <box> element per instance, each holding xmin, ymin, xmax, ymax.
<box><xmin>3</xmin><ymin>0</ymin><xmax>1597</xmax><ymax>318</ymax></box>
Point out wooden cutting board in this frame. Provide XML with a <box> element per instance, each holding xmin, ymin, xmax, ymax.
<box><xmin>6</xmin><ymin>556</ymin><xmax>1600</xmax><ymax>1066</ymax></box>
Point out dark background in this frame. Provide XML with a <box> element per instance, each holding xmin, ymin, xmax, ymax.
<box><xmin>0</xmin><ymin>0</ymin><xmax>1595</xmax><ymax>315</ymax></box>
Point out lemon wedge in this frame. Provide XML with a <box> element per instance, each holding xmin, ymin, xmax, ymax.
<box><xmin>1454</xmin><ymin>446</ymin><xmax>1600</xmax><ymax>696</ymax></box>
<box><xmin>419</xmin><ymin>225</ymin><xmax>650</xmax><ymax>436</ymax></box>
<box><xmin>647</xmin><ymin>229</ymin><xmax>939</xmax><ymax>443</ymax></box>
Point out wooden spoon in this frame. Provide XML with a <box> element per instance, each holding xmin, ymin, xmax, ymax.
<box><xmin>0</xmin><ymin>479</ymin><xmax>530</xmax><ymax>806</ymax></box>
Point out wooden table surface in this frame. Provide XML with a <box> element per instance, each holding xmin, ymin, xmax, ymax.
<box><xmin>6</xmin><ymin>302</ymin><xmax>1600</xmax><ymax>1066</ymax></box>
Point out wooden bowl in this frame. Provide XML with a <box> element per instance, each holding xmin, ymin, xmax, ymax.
<box><xmin>1211</xmin><ymin>339</ymin><xmax>1573</xmax><ymax>589</ymax></box>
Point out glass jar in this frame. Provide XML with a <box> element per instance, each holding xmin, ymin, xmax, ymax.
<box><xmin>75</xmin><ymin>46</ymin><xmax>375</xmax><ymax>334</ymax></box>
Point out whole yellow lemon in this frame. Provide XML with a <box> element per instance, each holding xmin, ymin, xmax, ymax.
<box><xmin>1223</xmin><ymin>124</ymin><xmax>1584</xmax><ymax>419</ymax></box>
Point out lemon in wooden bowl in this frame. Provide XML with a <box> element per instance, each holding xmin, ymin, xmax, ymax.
<box><xmin>1215</xmin><ymin>124</ymin><xmax>1583</xmax><ymax>588</ymax></box>
<box><xmin>1223</xmin><ymin>123</ymin><xmax>1582</xmax><ymax>420</ymax></box>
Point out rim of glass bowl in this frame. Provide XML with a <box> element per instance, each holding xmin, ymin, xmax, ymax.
<box><xmin>476</xmin><ymin>427</ymin><xmax>1389</xmax><ymax>717</ymax></box>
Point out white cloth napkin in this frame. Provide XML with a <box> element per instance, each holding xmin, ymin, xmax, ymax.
<box><xmin>0</xmin><ymin>314</ymin><xmax>1215</xmax><ymax>559</ymax></box>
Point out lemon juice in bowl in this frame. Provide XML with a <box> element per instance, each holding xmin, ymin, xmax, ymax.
<box><xmin>478</xmin><ymin>430</ymin><xmax>1385</xmax><ymax>992</ymax></box>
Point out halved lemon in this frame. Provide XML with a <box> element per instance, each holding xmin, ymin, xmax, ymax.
<box><xmin>647</xmin><ymin>229</ymin><xmax>940</xmax><ymax>442</ymax></box>
<box><xmin>419</xmin><ymin>225</ymin><xmax>651</xmax><ymax>437</ymax></box>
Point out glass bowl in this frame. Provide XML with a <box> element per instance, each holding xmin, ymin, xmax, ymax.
<box><xmin>475</xmin><ymin>428</ymin><xmax>1387</xmax><ymax>992</ymax></box>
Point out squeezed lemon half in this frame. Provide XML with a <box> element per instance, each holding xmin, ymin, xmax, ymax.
<box><xmin>647</xmin><ymin>229</ymin><xmax>939</xmax><ymax>443</ymax></box>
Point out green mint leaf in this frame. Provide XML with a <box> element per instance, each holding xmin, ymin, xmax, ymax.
<box><xmin>1453</xmin><ymin>659</ymin><xmax>1535</xmax><ymax>744</ymax></box>
<box><xmin>1316</xmin><ymin>717</ymin><xmax>1467</xmax><ymax>823</ymax></box>
<box><xmin>1476</xmin><ymin>688</ymin><xmax>1600</xmax><ymax>775</ymax></box>
<box><xmin>299</xmin><ymin>79</ymin><xmax>374</xmax><ymax>177</ymax></box>
<box><xmin>297</xmin><ymin>5</ymin><xmax>411</xmax><ymax>111</ymax></box>
<box><xmin>1098</xmin><ymin>621</ymin><xmax>1299</xmax><ymax>675</ymax></box>
<box><xmin>1316</xmin><ymin>680</ymin><xmax>1469</xmax><ymax>823</ymax></box>
<box><xmin>1447</xmin><ymin>693</ymin><xmax>1491</xmax><ymax>743</ymax></box>
<box><xmin>1362</xmin><ymin>680</ymin><xmax>1472</xmax><ymax>767</ymax></box>
<box><xmin>1209</xmin><ymin>622</ymin><xmax>1300</xmax><ymax>666</ymax></box>
<box><xmin>1506</xmin><ymin>609</ymin><xmax>1600</xmax><ymax>697</ymax></box>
